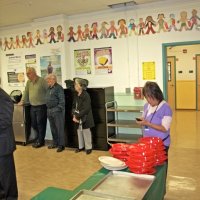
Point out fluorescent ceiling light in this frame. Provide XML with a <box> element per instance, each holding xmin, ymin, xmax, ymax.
<box><xmin>108</xmin><ymin>1</ymin><xmax>137</xmax><ymax>9</ymax></box>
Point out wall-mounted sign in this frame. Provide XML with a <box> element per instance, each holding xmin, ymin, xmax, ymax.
<box><xmin>142</xmin><ymin>62</ymin><xmax>155</xmax><ymax>80</ymax></box>
<box><xmin>74</xmin><ymin>49</ymin><xmax>92</xmax><ymax>75</ymax></box>
<box><xmin>94</xmin><ymin>47</ymin><xmax>112</xmax><ymax>75</ymax></box>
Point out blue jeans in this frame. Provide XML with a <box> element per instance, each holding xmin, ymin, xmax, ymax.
<box><xmin>30</xmin><ymin>105</ymin><xmax>47</xmax><ymax>144</ymax></box>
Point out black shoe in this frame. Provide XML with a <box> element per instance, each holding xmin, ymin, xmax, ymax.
<box><xmin>32</xmin><ymin>142</ymin><xmax>45</xmax><ymax>148</ymax></box>
<box><xmin>86</xmin><ymin>149</ymin><xmax>92</xmax><ymax>155</ymax></box>
<box><xmin>57</xmin><ymin>146</ymin><xmax>64</xmax><ymax>152</ymax></box>
<box><xmin>75</xmin><ymin>148</ymin><xmax>84</xmax><ymax>153</ymax></box>
<box><xmin>48</xmin><ymin>144</ymin><xmax>58</xmax><ymax>149</ymax></box>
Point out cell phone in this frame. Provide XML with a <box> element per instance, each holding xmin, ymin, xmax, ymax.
<box><xmin>136</xmin><ymin>117</ymin><xmax>142</xmax><ymax>121</ymax></box>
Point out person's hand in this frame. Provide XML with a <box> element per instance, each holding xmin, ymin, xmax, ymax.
<box><xmin>73</xmin><ymin>116</ymin><xmax>79</xmax><ymax>123</ymax></box>
<box><xmin>136</xmin><ymin>118</ymin><xmax>150</xmax><ymax>126</ymax></box>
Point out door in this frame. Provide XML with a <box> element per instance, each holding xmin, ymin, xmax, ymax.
<box><xmin>197</xmin><ymin>55</ymin><xmax>200</xmax><ymax>110</ymax></box>
<box><xmin>167</xmin><ymin>57</ymin><xmax>175</xmax><ymax>109</ymax></box>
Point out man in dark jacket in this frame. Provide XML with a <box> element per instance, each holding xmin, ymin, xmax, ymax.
<box><xmin>45</xmin><ymin>74</ymin><xmax>65</xmax><ymax>152</ymax></box>
<box><xmin>72</xmin><ymin>78</ymin><xmax>94</xmax><ymax>155</ymax></box>
<box><xmin>0</xmin><ymin>88</ymin><xmax>18</xmax><ymax>200</ymax></box>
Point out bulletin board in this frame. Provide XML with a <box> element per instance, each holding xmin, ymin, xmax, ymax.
<box><xmin>142</xmin><ymin>62</ymin><xmax>156</xmax><ymax>80</ymax></box>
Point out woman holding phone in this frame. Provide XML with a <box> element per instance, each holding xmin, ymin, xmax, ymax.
<box><xmin>136</xmin><ymin>81</ymin><xmax>172</xmax><ymax>156</ymax></box>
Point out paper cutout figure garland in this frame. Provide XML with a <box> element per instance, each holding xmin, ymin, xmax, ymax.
<box><xmin>99</xmin><ymin>22</ymin><xmax>108</xmax><ymax>39</ymax></box>
<box><xmin>57</xmin><ymin>25</ymin><xmax>64</xmax><ymax>42</ymax></box>
<box><xmin>35</xmin><ymin>30</ymin><xmax>43</xmax><ymax>45</ymax></box>
<box><xmin>49</xmin><ymin>27</ymin><xmax>57</xmax><ymax>43</ymax></box>
<box><xmin>83</xmin><ymin>24</ymin><xmax>91</xmax><ymax>41</ymax></box>
<box><xmin>108</xmin><ymin>20</ymin><xmax>118</xmax><ymax>39</ymax></box>
<box><xmin>1</xmin><ymin>8</ymin><xmax>200</xmax><ymax>50</ymax></box>
<box><xmin>4</xmin><ymin>37</ymin><xmax>9</xmax><ymax>51</ymax></box>
<box><xmin>128</xmin><ymin>19</ymin><xmax>137</xmax><ymax>36</ymax></box>
<box><xmin>157</xmin><ymin>14</ymin><xmax>168</xmax><ymax>33</ymax></box>
<box><xmin>76</xmin><ymin>25</ymin><xmax>84</xmax><ymax>41</ymax></box>
<box><xmin>145</xmin><ymin>16</ymin><xmax>156</xmax><ymax>34</ymax></box>
<box><xmin>138</xmin><ymin>18</ymin><xmax>145</xmax><ymax>35</ymax></box>
<box><xmin>177</xmin><ymin>11</ymin><xmax>190</xmax><ymax>31</ymax></box>
<box><xmin>27</xmin><ymin>32</ymin><xmax>35</xmax><ymax>48</ymax></box>
<box><xmin>190</xmin><ymin>9</ymin><xmax>200</xmax><ymax>30</ymax></box>
<box><xmin>68</xmin><ymin>26</ymin><xmax>76</xmax><ymax>42</ymax></box>
<box><xmin>168</xmin><ymin>14</ymin><xmax>178</xmax><ymax>32</ymax></box>
<box><xmin>21</xmin><ymin>35</ymin><xmax>27</xmax><ymax>48</ymax></box>
<box><xmin>118</xmin><ymin>19</ymin><xmax>128</xmax><ymax>38</ymax></box>
<box><xmin>91</xmin><ymin>22</ymin><xmax>99</xmax><ymax>40</ymax></box>
<box><xmin>15</xmin><ymin>35</ymin><xmax>21</xmax><ymax>48</ymax></box>
<box><xmin>9</xmin><ymin>37</ymin><xmax>15</xmax><ymax>49</ymax></box>
<box><xmin>43</xmin><ymin>29</ymin><xmax>48</xmax><ymax>43</ymax></box>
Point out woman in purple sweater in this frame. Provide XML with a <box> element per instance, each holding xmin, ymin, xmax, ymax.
<box><xmin>136</xmin><ymin>81</ymin><xmax>173</xmax><ymax>155</ymax></box>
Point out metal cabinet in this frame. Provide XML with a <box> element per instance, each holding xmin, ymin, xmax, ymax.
<box><xmin>13</xmin><ymin>104</ymin><xmax>32</xmax><ymax>145</ymax></box>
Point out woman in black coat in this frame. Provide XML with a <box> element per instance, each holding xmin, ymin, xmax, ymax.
<box><xmin>72</xmin><ymin>78</ymin><xmax>94</xmax><ymax>154</ymax></box>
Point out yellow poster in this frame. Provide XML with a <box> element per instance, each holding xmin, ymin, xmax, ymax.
<box><xmin>142</xmin><ymin>62</ymin><xmax>156</xmax><ymax>80</ymax></box>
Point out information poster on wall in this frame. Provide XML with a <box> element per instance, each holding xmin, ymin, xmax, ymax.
<box><xmin>94</xmin><ymin>47</ymin><xmax>112</xmax><ymax>75</ymax></box>
<box><xmin>7</xmin><ymin>71</ymin><xmax>25</xmax><ymax>87</ymax></box>
<box><xmin>40</xmin><ymin>55</ymin><xmax>62</xmax><ymax>84</ymax></box>
<box><xmin>25</xmin><ymin>54</ymin><xmax>36</xmax><ymax>69</ymax></box>
<box><xmin>142</xmin><ymin>62</ymin><xmax>156</xmax><ymax>80</ymax></box>
<box><xmin>6</xmin><ymin>53</ymin><xmax>23</xmax><ymax>70</ymax></box>
<box><xmin>74</xmin><ymin>49</ymin><xmax>92</xmax><ymax>75</ymax></box>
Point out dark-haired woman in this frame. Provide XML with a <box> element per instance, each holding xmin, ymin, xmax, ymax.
<box><xmin>136</xmin><ymin>81</ymin><xmax>172</xmax><ymax>155</ymax></box>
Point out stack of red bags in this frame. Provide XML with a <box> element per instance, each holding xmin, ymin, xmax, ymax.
<box><xmin>139</xmin><ymin>137</ymin><xmax>167</xmax><ymax>166</ymax></box>
<box><xmin>126</xmin><ymin>143</ymin><xmax>156</xmax><ymax>174</ymax></box>
<box><xmin>109</xmin><ymin>143</ymin><xmax>130</xmax><ymax>162</ymax></box>
<box><xmin>109</xmin><ymin>137</ymin><xmax>168</xmax><ymax>174</ymax></box>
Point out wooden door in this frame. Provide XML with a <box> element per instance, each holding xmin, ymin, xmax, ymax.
<box><xmin>167</xmin><ymin>57</ymin><xmax>175</xmax><ymax>110</ymax></box>
<box><xmin>197</xmin><ymin>55</ymin><xmax>200</xmax><ymax>110</ymax></box>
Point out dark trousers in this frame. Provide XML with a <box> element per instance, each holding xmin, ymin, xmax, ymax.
<box><xmin>47</xmin><ymin>110</ymin><xmax>65</xmax><ymax>147</ymax></box>
<box><xmin>0</xmin><ymin>154</ymin><xmax>18</xmax><ymax>200</ymax></box>
<box><xmin>30</xmin><ymin>105</ymin><xmax>47</xmax><ymax>144</ymax></box>
<box><xmin>165</xmin><ymin>146</ymin><xmax>169</xmax><ymax>165</ymax></box>
<box><xmin>164</xmin><ymin>146</ymin><xmax>169</xmax><ymax>196</ymax></box>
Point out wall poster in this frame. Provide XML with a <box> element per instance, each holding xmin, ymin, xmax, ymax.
<box><xmin>7</xmin><ymin>71</ymin><xmax>25</xmax><ymax>87</ymax></box>
<box><xmin>6</xmin><ymin>53</ymin><xmax>23</xmax><ymax>70</ymax></box>
<box><xmin>5</xmin><ymin>53</ymin><xmax>25</xmax><ymax>86</ymax></box>
<box><xmin>94</xmin><ymin>47</ymin><xmax>112</xmax><ymax>75</ymax></box>
<box><xmin>74</xmin><ymin>49</ymin><xmax>92</xmax><ymax>75</ymax></box>
<box><xmin>40</xmin><ymin>55</ymin><xmax>62</xmax><ymax>84</ymax></box>
<box><xmin>25</xmin><ymin>54</ymin><xmax>36</xmax><ymax>69</ymax></box>
<box><xmin>142</xmin><ymin>61</ymin><xmax>156</xmax><ymax>80</ymax></box>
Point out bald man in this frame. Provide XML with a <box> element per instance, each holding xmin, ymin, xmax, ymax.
<box><xmin>45</xmin><ymin>74</ymin><xmax>65</xmax><ymax>152</ymax></box>
<box><xmin>22</xmin><ymin>67</ymin><xmax>48</xmax><ymax>148</ymax></box>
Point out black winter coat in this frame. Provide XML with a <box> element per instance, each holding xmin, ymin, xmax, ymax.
<box><xmin>0</xmin><ymin>88</ymin><xmax>16</xmax><ymax>157</ymax></box>
<box><xmin>72</xmin><ymin>90</ymin><xmax>94</xmax><ymax>129</ymax></box>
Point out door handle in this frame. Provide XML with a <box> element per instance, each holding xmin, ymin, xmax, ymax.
<box><xmin>170</xmin><ymin>84</ymin><xmax>174</xmax><ymax>86</ymax></box>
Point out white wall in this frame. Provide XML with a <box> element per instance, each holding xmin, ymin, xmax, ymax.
<box><xmin>0</xmin><ymin>15</ymin><xmax>69</xmax><ymax>94</ymax></box>
<box><xmin>0</xmin><ymin>0</ymin><xmax>200</xmax><ymax>95</ymax></box>
<box><xmin>67</xmin><ymin>0</ymin><xmax>200</xmax><ymax>92</ymax></box>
